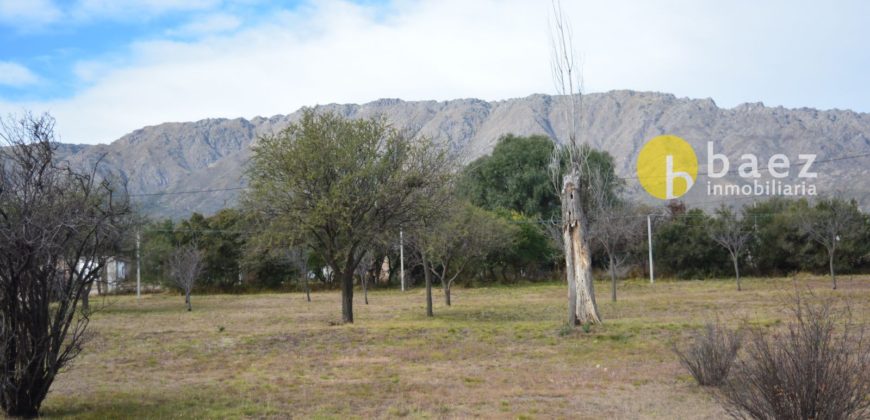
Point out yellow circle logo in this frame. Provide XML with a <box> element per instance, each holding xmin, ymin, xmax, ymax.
<box><xmin>636</xmin><ymin>135</ymin><xmax>698</xmax><ymax>200</ymax></box>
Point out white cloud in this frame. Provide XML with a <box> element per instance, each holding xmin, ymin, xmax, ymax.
<box><xmin>0</xmin><ymin>61</ymin><xmax>40</xmax><ymax>86</ymax></box>
<box><xmin>0</xmin><ymin>0</ymin><xmax>868</xmax><ymax>144</ymax></box>
<box><xmin>3</xmin><ymin>0</ymin><xmax>553</xmax><ymax>143</ymax></box>
<box><xmin>0</xmin><ymin>0</ymin><xmax>62</xmax><ymax>27</ymax></box>
<box><xmin>166</xmin><ymin>13</ymin><xmax>242</xmax><ymax>37</ymax></box>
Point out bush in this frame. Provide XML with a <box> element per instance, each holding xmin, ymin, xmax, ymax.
<box><xmin>673</xmin><ymin>320</ymin><xmax>744</xmax><ymax>386</ymax></box>
<box><xmin>718</xmin><ymin>293</ymin><xmax>870</xmax><ymax>420</ymax></box>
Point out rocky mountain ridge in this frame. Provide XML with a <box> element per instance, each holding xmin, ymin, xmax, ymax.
<box><xmin>56</xmin><ymin>90</ymin><xmax>870</xmax><ymax>219</ymax></box>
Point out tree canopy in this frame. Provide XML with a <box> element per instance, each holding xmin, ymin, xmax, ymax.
<box><xmin>245</xmin><ymin>109</ymin><xmax>448</xmax><ymax>323</ymax></box>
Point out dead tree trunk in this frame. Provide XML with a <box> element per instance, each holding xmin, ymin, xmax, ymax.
<box><xmin>562</xmin><ymin>171</ymin><xmax>601</xmax><ymax>325</ymax></box>
<box><xmin>185</xmin><ymin>291</ymin><xmax>192</xmax><ymax>311</ymax></box>
<box><xmin>829</xmin><ymin>250</ymin><xmax>837</xmax><ymax>290</ymax></box>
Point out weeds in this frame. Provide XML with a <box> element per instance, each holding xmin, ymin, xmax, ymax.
<box><xmin>673</xmin><ymin>320</ymin><xmax>743</xmax><ymax>386</ymax></box>
<box><xmin>718</xmin><ymin>292</ymin><xmax>870</xmax><ymax>419</ymax></box>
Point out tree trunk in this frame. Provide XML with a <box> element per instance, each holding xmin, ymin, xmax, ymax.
<box><xmin>340</xmin><ymin>268</ymin><xmax>354</xmax><ymax>323</ymax></box>
<box><xmin>609</xmin><ymin>254</ymin><xmax>617</xmax><ymax>302</ymax></box>
<box><xmin>829</xmin><ymin>251</ymin><xmax>837</xmax><ymax>290</ymax></box>
<box><xmin>186</xmin><ymin>291</ymin><xmax>192</xmax><ymax>311</ymax></box>
<box><xmin>439</xmin><ymin>270</ymin><xmax>452</xmax><ymax>306</ymax></box>
<box><xmin>2</xmin><ymin>393</ymin><xmax>42</xmax><ymax>418</ymax></box>
<box><xmin>562</xmin><ymin>171</ymin><xmax>602</xmax><ymax>325</ymax></box>
<box><xmin>422</xmin><ymin>253</ymin><xmax>433</xmax><ymax>317</ymax></box>
<box><xmin>362</xmin><ymin>274</ymin><xmax>369</xmax><ymax>305</ymax></box>
<box><xmin>0</xmin><ymin>336</ymin><xmax>52</xmax><ymax>417</ymax></box>
<box><xmin>304</xmin><ymin>275</ymin><xmax>311</xmax><ymax>302</ymax></box>
<box><xmin>81</xmin><ymin>281</ymin><xmax>92</xmax><ymax>312</ymax></box>
<box><xmin>732</xmin><ymin>255</ymin><xmax>741</xmax><ymax>291</ymax></box>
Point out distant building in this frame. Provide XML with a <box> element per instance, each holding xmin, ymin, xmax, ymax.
<box><xmin>76</xmin><ymin>257</ymin><xmax>129</xmax><ymax>294</ymax></box>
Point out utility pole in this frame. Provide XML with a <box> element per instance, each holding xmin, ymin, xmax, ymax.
<box><xmin>647</xmin><ymin>214</ymin><xmax>654</xmax><ymax>284</ymax></box>
<box><xmin>399</xmin><ymin>229</ymin><xmax>405</xmax><ymax>291</ymax></box>
<box><xmin>136</xmin><ymin>230</ymin><xmax>141</xmax><ymax>300</ymax></box>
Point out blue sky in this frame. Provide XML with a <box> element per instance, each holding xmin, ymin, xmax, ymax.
<box><xmin>1</xmin><ymin>0</ymin><xmax>868</xmax><ymax>144</ymax></box>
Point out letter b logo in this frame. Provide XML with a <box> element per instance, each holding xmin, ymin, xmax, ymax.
<box><xmin>636</xmin><ymin>135</ymin><xmax>698</xmax><ymax>200</ymax></box>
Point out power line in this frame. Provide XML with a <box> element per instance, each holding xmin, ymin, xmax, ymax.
<box><xmin>121</xmin><ymin>150</ymin><xmax>870</xmax><ymax>200</ymax></box>
<box><xmin>129</xmin><ymin>186</ymin><xmax>246</xmax><ymax>197</ymax></box>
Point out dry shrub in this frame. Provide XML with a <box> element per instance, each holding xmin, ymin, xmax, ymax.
<box><xmin>718</xmin><ymin>292</ymin><xmax>870</xmax><ymax>420</ymax></box>
<box><xmin>673</xmin><ymin>320</ymin><xmax>744</xmax><ymax>386</ymax></box>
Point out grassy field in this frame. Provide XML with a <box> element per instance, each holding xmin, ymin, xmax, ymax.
<box><xmin>40</xmin><ymin>275</ymin><xmax>870</xmax><ymax>419</ymax></box>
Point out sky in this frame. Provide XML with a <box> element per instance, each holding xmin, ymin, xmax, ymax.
<box><xmin>0</xmin><ymin>0</ymin><xmax>868</xmax><ymax>144</ymax></box>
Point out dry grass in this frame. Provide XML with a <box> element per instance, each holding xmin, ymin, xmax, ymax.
<box><xmin>39</xmin><ymin>275</ymin><xmax>870</xmax><ymax>419</ymax></box>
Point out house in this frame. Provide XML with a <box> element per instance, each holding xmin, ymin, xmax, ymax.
<box><xmin>76</xmin><ymin>257</ymin><xmax>130</xmax><ymax>294</ymax></box>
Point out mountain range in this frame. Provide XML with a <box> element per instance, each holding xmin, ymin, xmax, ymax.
<box><xmin>55</xmin><ymin>90</ymin><xmax>870</xmax><ymax>220</ymax></box>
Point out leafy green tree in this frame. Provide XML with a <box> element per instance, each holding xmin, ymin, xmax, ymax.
<box><xmin>497</xmin><ymin>211</ymin><xmax>556</xmax><ymax>280</ymax></box>
<box><xmin>245</xmin><ymin>110</ymin><xmax>448</xmax><ymax>323</ymax></box>
<box><xmin>460</xmin><ymin>134</ymin><xmax>621</xmax><ymax>221</ymax></box>
<box><xmin>241</xmin><ymin>216</ymin><xmax>302</xmax><ymax>291</ymax></box>
<box><xmin>655</xmin><ymin>208</ymin><xmax>730</xmax><ymax>279</ymax></box>
<box><xmin>742</xmin><ymin>198</ymin><xmax>810</xmax><ymax>276</ymax></box>
<box><xmin>459</xmin><ymin>135</ymin><xmax>620</xmax><ymax>285</ymax></box>
<box><xmin>140</xmin><ymin>219</ymin><xmax>176</xmax><ymax>286</ymax></box>
<box><xmin>202</xmin><ymin>209</ymin><xmax>245</xmax><ymax>288</ymax></box>
<box><xmin>460</xmin><ymin>134</ymin><xmax>559</xmax><ymax>218</ymax></box>
<box><xmin>181</xmin><ymin>210</ymin><xmax>245</xmax><ymax>289</ymax></box>
<box><xmin>420</xmin><ymin>202</ymin><xmax>516</xmax><ymax>307</ymax></box>
<box><xmin>800</xmin><ymin>197</ymin><xmax>866</xmax><ymax>288</ymax></box>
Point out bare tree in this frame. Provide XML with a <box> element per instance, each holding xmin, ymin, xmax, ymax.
<box><xmin>548</xmin><ymin>0</ymin><xmax>601</xmax><ymax>325</ymax></box>
<box><xmin>169</xmin><ymin>244</ymin><xmax>204</xmax><ymax>311</ymax></box>
<box><xmin>0</xmin><ymin>113</ymin><xmax>131</xmax><ymax>417</ymax></box>
<box><xmin>709</xmin><ymin>207</ymin><xmax>753</xmax><ymax>291</ymax></box>
<box><xmin>590</xmin><ymin>201</ymin><xmax>642</xmax><ymax>302</ymax></box>
<box><xmin>799</xmin><ymin>197</ymin><xmax>863</xmax><ymax>289</ymax></box>
<box><xmin>587</xmin><ymin>160</ymin><xmax>636</xmax><ymax>303</ymax></box>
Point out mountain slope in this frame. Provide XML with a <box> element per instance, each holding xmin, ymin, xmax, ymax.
<box><xmin>59</xmin><ymin>90</ymin><xmax>870</xmax><ymax>219</ymax></box>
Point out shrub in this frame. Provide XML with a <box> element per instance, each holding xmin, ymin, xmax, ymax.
<box><xmin>718</xmin><ymin>293</ymin><xmax>870</xmax><ymax>420</ymax></box>
<box><xmin>673</xmin><ymin>320</ymin><xmax>744</xmax><ymax>386</ymax></box>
